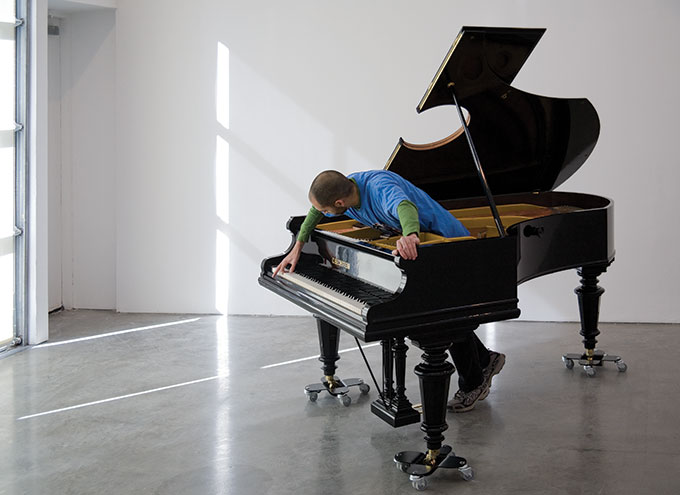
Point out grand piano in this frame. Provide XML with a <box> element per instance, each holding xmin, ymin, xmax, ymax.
<box><xmin>259</xmin><ymin>26</ymin><xmax>624</xmax><ymax>489</ymax></box>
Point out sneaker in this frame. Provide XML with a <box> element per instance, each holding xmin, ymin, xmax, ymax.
<box><xmin>481</xmin><ymin>350</ymin><xmax>506</xmax><ymax>396</ymax></box>
<box><xmin>447</xmin><ymin>351</ymin><xmax>505</xmax><ymax>412</ymax></box>
<box><xmin>447</xmin><ymin>382</ymin><xmax>490</xmax><ymax>413</ymax></box>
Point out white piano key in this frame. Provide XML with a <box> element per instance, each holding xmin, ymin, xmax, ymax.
<box><xmin>273</xmin><ymin>268</ymin><xmax>367</xmax><ymax>315</ymax></box>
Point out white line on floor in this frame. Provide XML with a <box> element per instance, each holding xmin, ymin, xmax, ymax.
<box><xmin>34</xmin><ymin>318</ymin><xmax>202</xmax><ymax>348</ymax></box>
<box><xmin>17</xmin><ymin>374</ymin><xmax>226</xmax><ymax>421</ymax></box>
<box><xmin>260</xmin><ymin>342</ymin><xmax>381</xmax><ymax>369</ymax></box>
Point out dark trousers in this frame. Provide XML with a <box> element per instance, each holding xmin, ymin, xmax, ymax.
<box><xmin>449</xmin><ymin>331</ymin><xmax>490</xmax><ymax>393</ymax></box>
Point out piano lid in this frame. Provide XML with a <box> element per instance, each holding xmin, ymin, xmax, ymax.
<box><xmin>385</xmin><ymin>26</ymin><xmax>600</xmax><ymax>201</ymax></box>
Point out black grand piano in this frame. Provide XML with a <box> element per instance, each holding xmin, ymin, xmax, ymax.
<box><xmin>259</xmin><ymin>26</ymin><xmax>624</xmax><ymax>489</ymax></box>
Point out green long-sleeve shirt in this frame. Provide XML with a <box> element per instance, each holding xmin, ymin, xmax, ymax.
<box><xmin>296</xmin><ymin>200</ymin><xmax>420</xmax><ymax>242</ymax></box>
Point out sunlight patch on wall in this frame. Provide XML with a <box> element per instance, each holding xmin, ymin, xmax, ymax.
<box><xmin>215</xmin><ymin>135</ymin><xmax>229</xmax><ymax>224</ymax></box>
<box><xmin>215</xmin><ymin>41</ymin><xmax>231</xmax><ymax>314</ymax></box>
<box><xmin>216</xmin><ymin>42</ymin><xmax>229</xmax><ymax>130</ymax></box>
<box><xmin>215</xmin><ymin>229</ymin><xmax>230</xmax><ymax>315</ymax></box>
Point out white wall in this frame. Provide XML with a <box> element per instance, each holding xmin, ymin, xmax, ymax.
<box><xmin>28</xmin><ymin>0</ymin><xmax>49</xmax><ymax>344</ymax></box>
<box><xmin>62</xmin><ymin>0</ymin><xmax>678</xmax><ymax>322</ymax></box>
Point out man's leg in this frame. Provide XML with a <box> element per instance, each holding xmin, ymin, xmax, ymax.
<box><xmin>449</xmin><ymin>332</ymin><xmax>489</xmax><ymax>392</ymax></box>
<box><xmin>448</xmin><ymin>332</ymin><xmax>504</xmax><ymax>413</ymax></box>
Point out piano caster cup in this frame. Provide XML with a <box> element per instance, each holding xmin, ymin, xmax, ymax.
<box><xmin>394</xmin><ymin>445</ymin><xmax>473</xmax><ymax>490</ymax></box>
<box><xmin>304</xmin><ymin>376</ymin><xmax>369</xmax><ymax>407</ymax></box>
<box><xmin>562</xmin><ymin>351</ymin><xmax>627</xmax><ymax>377</ymax></box>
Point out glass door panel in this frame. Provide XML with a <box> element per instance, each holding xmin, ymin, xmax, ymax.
<box><xmin>0</xmin><ymin>0</ymin><xmax>16</xmax><ymax>345</ymax></box>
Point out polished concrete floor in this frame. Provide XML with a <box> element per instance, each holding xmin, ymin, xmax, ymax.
<box><xmin>1</xmin><ymin>311</ymin><xmax>679</xmax><ymax>494</ymax></box>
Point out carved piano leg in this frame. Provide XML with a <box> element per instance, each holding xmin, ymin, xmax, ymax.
<box><xmin>304</xmin><ymin>318</ymin><xmax>369</xmax><ymax>406</ymax></box>
<box><xmin>382</xmin><ymin>338</ymin><xmax>395</xmax><ymax>404</ymax></box>
<box><xmin>316</xmin><ymin>317</ymin><xmax>340</xmax><ymax>379</ymax></box>
<box><xmin>371</xmin><ymin>337</ymin><xmax>421</xmax><ymax>427</ymax></box>
<box><xmin>562</xmin><ymin>265</ymin><xmax>627</xmax><ymax>376</ymax></box>
<box><xmin>414</xmin><ymin>338</ymin><xmax>453</xmax><ymax>453</ymax></box>
<box><xmin>393</xmin><ymin>334</ymin><xmax>473</xmax><ymax>488</ymax></box>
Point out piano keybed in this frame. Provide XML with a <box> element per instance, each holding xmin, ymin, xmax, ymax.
<box><xmin>275</xmin><ymin>264</ymin><xmax>395</xmax><ymax>315</ymax></box>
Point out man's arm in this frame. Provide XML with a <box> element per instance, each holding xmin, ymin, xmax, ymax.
<box><xmin>297</xmin><ymin>207</ymin><xmax>324</xmax><ymax>243</ymax></box>
<box><xmin>273</xmin><ymin>207</ymin><xmax>323</xmax><ymax>277</ymax></box>
<box><xmin>393</xmin><ymin>200</ymin><xmax>420</xmax><ymax>260</ymax></box>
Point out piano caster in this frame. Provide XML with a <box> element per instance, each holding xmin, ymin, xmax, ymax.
<box><xmin>394</xmin><ymin>445</ymin><xmax>473</xmax><ymax>491</ymax></box>
<box><xmin>562</xmin><ymin>351</ymin><xmax>627</xmax><ymax>377</ymax></box>
<box><xmin>304</xmin><ymin>376</ymin><xmax>369</xmax><ymax>406</ymax></box>
<box><xmin>409</xmin><ymin>475</ymin><xmax>428</xmax><ymax>491</ymax></box>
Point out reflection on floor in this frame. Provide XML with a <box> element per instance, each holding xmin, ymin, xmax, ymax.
<box><xmin>1</xmin><ymin>311</ymin><xmax>679</xmax><ymax>494</ymax></box>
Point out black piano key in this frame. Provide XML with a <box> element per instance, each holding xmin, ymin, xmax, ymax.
<box><xmin>294</xmin><ymin>263</ymin><xmax>394</xmax><ymax>306</ymax></box>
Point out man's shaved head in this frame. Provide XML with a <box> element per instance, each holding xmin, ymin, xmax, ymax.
<box><xmin>308</xmin><ymin>170</ymin><xmax>354</xmax><ymax>207</ymax></box>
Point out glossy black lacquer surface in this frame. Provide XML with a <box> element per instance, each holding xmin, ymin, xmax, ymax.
<box><xmin>259</xmin><ymin>25</ymin><xmax>611</xmax><ymax>341</ymax></box>
<box><xmin>260</xmin><ymin>218</ymin><xmax>520</xmax><ymax>342</ymax></box>
<box><xmin>258</xmin><ymin>26</ymin><xmax>615</xmax><ymax>470</ymax></box>
<box><xmin>437</xmin><ymin>191</ymin><xmax>615</xmax><ymax>284</ymax></box>
<box><xmin>386</xmin><ymin>27</ymin><xmax>600</xmax><ymax>201</ymax></box>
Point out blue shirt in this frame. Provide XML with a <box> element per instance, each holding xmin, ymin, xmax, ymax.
<box><xmin>343</xmin><ymin>170</ymin><xmax>469</xmax><ymax>238</ymax></box>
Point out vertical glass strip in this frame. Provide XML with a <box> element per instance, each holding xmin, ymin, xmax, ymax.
<box><xmin>0</xmin><ymin>0</ymin><xmax>17</xmax><ymax>345</ymax></box>
<box><xmin>14</xmin><ymin>0</ymin><xmax>27</xmax><ymax>345</ymax></box>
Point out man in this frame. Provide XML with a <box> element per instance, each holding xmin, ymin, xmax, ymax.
<box><xmin>274</xmin><ymin>169</ymin><xmax>505</xmax><ymax>412</ymax></box>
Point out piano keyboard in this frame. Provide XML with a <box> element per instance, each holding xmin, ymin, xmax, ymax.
<box><xmin>273</xmin><ymin>264</ymin><xmax>395</xmax><ymax>316</ymax></box>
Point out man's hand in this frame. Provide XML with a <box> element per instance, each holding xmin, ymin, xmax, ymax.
<box><xmin>392</xmin><ymin>233</ymin><xmax>420</xmax><ymax>260</ymax></box>
<box><xmin>273</xmin><ymin>240</ymin><xmax>304</xmax><ymax>277</ymax></box>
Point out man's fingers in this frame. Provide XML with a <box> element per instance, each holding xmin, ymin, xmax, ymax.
<box><xmin>273</xmin><ymin>254</ymin><xmax>301</xmax><ymax>276</ymax></box>
<box><xmin>273</xmin><ymin>259</ymin><xmax>289</xmax><ymax>277</ymax></box>
<box><xmin>405</xmin><ymin>244</ymin><xmax>417</xmax><ymax>259</ymax></box>
<box><xmin>398</xmin><ymin>237</ymin><xmax>419</xmax><ymax>260</ymax></box>
<box><xmin>393</xmin><ymin>236</ymin><xmax>420</xmax><ymax>260</ymax></box>
<box><xmin>273</xmin><ymin>264</ymin><xmax>282</xmax><ymax>277</ymax></box>
<box><xmin>409</xmin><ymin>240</ymin><xmax>417</xmax><ymax>258</ymax></box>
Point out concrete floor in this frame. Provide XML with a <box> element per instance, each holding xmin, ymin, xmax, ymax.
<box><xmin>1</xmin><ymin>311</ymin><xmax>679</xmax><ymax>495</ymax></box>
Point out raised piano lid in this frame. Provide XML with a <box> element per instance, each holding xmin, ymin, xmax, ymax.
<box><xmin>385</xmin><ymin>26</ymin><xmax>600</xmax><ymax>201</ymax></box>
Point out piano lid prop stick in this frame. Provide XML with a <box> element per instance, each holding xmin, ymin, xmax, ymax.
<box><xmin>448</xmin><ymin>82</ymin><xmax>506</xmax><ymax>238</ymax></box>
